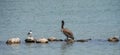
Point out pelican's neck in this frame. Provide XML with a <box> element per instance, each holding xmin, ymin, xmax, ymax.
<box><xmin>61</xmin><ymin>21</ymin><xmax>64</xmax><ymax>29</ymax></box>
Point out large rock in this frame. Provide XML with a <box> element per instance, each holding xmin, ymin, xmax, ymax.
<box><xmin>6</xmin><ymin>37</ymin><xmax>21</xmax><ymax>44</ymax></box>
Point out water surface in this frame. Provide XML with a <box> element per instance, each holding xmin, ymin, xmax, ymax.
<box><xmin>0</xmin><ymin>0</ymin><xmax>120</xmax><ymax>55</ymax></box>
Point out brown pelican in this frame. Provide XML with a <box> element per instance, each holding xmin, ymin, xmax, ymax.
<box><xmin>61</xmin><ymin>20</ymin><xmax>74</xmax><ymax>40</ymax></box>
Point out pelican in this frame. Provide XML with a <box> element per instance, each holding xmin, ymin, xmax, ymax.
<box><xmin>61</xmin><ymin>20</ymin><xmax>74</xmax><ymax>40</ymax></box>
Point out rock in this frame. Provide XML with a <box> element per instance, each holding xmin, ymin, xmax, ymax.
<box><xmin>75</xmin><ymin>38</ymin><xmax>91</xmax><ymax>42</ymax></box>
<box><xmin>6</xmin><ymin>37</ymin><xmax>21</xmax><ymax>44</ymax></box>
<box><xmin>48</xmin><ymin>37</ymin><xmax>63</xmax><ymax>41</ymax></box>
<box><xmin>25</xmin><ymin>37</ymin><xmax>36</xmax><ymax>43</ymax></box>
<box><xmin>108</xmin><ymin>37</ymin><xmax>119</xmax><ymax>42</ymax></box>
<box><xmin>65</xmin><ymin>38</ymin><xmax>74</xmax><ymax>43</ymax></box>
<box><xmin>36</xmin><ymin>38</ymin><xmax>48</xmax><ymax>43</ymax></box>
<box><xmin>54</xmin><ymin>39</ymin><xmax>63</xmax><ymax>41</ymax></box>
<box><xmin>48</xmin><ymin>37</ymin><xmax>57</xmax><ymax>41</ymax></box>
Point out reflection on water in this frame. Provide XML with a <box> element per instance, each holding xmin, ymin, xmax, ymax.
<box><xmin>25</xmin><ymin>43</ymin><xmax>35</xmax><ymax>47</ymax></box>
<box><xmin>61</xmin><ymin>42</ymin><xmax>73</xmax><ymax>55</ymax></box>
<box><xmin>6</xmin><ymin>43</ymin><xmax>20</xmax><ymax>47</ymax></box>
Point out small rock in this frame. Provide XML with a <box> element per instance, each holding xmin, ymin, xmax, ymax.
<box><xmin>65</xmin><ymin>38</ymin><xmax>74</xmax><ymax>43</ymax></box>
<box><xmin>75</xmin><ymin>38</ymin><xmax>91</xmax><ymax>42</ymax></box>
<box><xmin>48</xmin><ymin>37</ymin><xmax>57</xmax><ymax>41</ymax></box>
<box><xmin>108</xmin><ymin>37</ymin><xmax>119</xmax><ymax>42</ymax></box>
<box><xmin>36</xmin><ymin>38</ymin><xmax>48</xmax><ymax>43</ymax></box>
<box><xmin>25</xmin><ymin>37</ymin><xmax>36</xmax><ymax>43</ymax></box>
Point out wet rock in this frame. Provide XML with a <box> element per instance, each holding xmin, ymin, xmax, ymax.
<box><xmin>64</xmin><ymin>38</ymin><xmax>74</xmax><ymax>43</ymax></box>
<box><xmin>48</xmin><ymin>37</ymin><xmax>63</xmax><ymax>41</ymax></box>
<box><xmin>108</xmin><ymin>37</ymin><xmax>119</xmax><ymax>42</ymax></box>
<box><xmin>36</xmin><ymin>38</ymin><xmax>48</xmax><ymax>43</ymax></box>
<box><xmin>25</xmin><ymin>37</ymin><xmax>36</xmax><ymax>43</ymax></box>
<box><xmin>75</xmin><ymin>38</ymin><xmax>91</xmax><ymax>42</ymax></box>
<box><xmin>48</xmin><ymin>37</ymin><xmax>57</xmax><ymax>41</ymax></box>
<box><xmin>6</xmin><ymin>37</ymin><xmax>21</xmax><ymax>44</ymax></box>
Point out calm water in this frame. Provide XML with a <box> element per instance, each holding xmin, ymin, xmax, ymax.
<box><xmin>0</xmin><ymin>0</ymin><xmax>120</xmax><ymax>55</ymax></box>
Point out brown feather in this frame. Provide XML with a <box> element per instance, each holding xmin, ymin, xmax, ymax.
<box><xmin>62</xmin><ymin>28</ymin><xmax>74</xmax><ymax>39</ymax></box>
<box><xmin>61</xmin><ymin>20</ymin><xmax>74</xmax><ymax>40</ymax></box>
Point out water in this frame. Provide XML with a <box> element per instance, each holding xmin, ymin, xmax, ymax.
<box><xmin>0</xmin><ymin>0</ymin><xmax>120</xmax><ymax>55</ymax></box>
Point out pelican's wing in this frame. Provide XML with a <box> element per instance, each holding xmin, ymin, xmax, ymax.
<box><xmin>63</xmin><ymin>28</ymin><xmax>74</xmax><ymax>38</ymax></box>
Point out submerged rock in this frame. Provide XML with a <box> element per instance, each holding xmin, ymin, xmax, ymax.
<box><xmin>75</xmin><ymin>38</ymin><xmax>91</xmax><ymax>42</ymax></box>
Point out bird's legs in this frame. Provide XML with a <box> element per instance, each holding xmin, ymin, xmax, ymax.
<box><xmin>66</xmin><ymin>37</ymin><xmax>68</xmax><ymax>40</ymax></box>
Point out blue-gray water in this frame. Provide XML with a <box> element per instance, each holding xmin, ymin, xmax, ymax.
<box><xmin>0</xmin><ymin>0</ymin><xmax>120</xmax><ymax>55</ymax></box>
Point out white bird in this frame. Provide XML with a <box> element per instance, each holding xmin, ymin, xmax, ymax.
<box><xmin>27</xmin><ymin>30</ymin><xmax>32</xmax><ymax>37</ymax></box>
